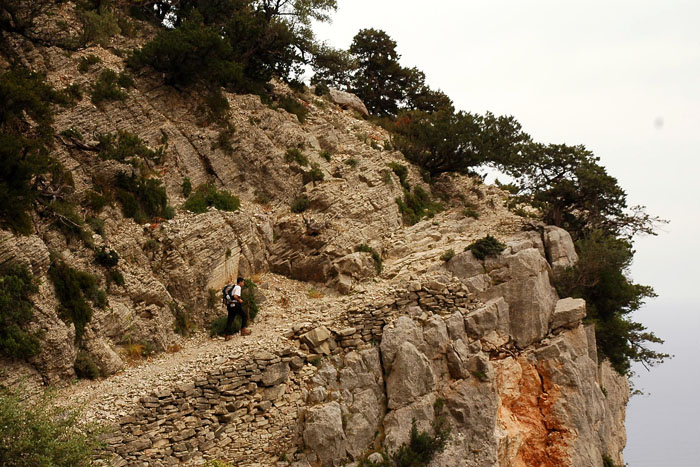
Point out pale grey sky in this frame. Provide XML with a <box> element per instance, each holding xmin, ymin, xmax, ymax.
<box><xmin>314</xmin><ymin>1</ymin><xmax>700</xmax><ymax>464</ymax></box>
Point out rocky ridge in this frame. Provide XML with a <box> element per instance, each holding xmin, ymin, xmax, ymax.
<box><xmin>1</xmin><ymin>8</ymin><xmax>629</xmax><ymax>466</ymax></box>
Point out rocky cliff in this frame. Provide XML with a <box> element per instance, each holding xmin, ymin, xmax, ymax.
<box><xmin>1</xmin><ymin>4</ymin><xmax>628</xmax><ymax>465</ymax></box>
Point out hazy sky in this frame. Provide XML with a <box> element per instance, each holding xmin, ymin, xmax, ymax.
<box><xmin>314</xmin><ymin>1</ymin><xmax>700</xmax><ymax>464</ymax></box>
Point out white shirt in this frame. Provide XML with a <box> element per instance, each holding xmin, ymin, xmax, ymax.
<box><xmin>232</xmin><ymin>284</ymin><xmax>242</xmax><ymax>299</ymax></box>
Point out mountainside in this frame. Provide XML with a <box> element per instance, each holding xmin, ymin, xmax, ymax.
<box><xmin>0</xmin><ymin>3</ymin><xmax>629</xmax><ymax>466</ymax></box>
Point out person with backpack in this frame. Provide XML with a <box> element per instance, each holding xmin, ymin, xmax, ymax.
<box><xmin>223</xmin><ymin>277</ymin><xmax>250</xmax><ymax>339</ymax></box>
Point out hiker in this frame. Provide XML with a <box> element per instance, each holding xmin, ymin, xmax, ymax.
<box><xmin>224</xmin><ymin>277</ymin><xmax>251</xmax><ymax>339</ymax></box>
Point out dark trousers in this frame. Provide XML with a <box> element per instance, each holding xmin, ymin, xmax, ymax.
<box><xmin>224</xmin><ymin>302</ymin><xmax>247</xmax><ymax>335</ymax></box>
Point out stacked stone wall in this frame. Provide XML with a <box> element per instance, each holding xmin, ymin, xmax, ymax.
<box><xmin>105</xmin><ymin>278</ymin><xmax>479</xmax><ymax>465</ymax></box>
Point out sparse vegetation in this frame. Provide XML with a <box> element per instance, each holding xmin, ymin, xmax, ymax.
<box><xmin>0</xmin><ymin>387</ymin><xmax>103</xmax><ymax>466</ymax></box>
<box><xmin>303</xmin><ymin>163</ymin><xmax>325</xmax><ymax>184</ymax></box>
<box><xmin>96</xmin><ymin>130</ymin><xmax>164</xmax><ymax>165</ymax></box>
<box><xmin>171</xmin><ymin>302</ymin><xmax>194</xmax><ymax>337</ymax></box>
<box><xmin>387</xmin><ymin>162</ymin><xmax>409</xmax><ymax>189</ymax></box>
<box><xmin>78</xmin><ymin>54</ymin><xmax>101</xmax><ymax>73</ymax></box>
<box><xmin>279</xmin><ymin>95</ymin><xmax>308</xmax><ymax>123</ymax></box>
<box><xmin>90</xmin><ymin>69</ymin><xmax>134</xmax><ymax>105</ymax></box>
<box><xmin>357</xmin><ymin>244</ymin><xmax>382</xmax><ymax>274</ymax></box>
<box><xmin>254</xmin><ymin>190</ymin><xmax>273</xmax><ymax>205</ymax></box>
<box><xmin>462</xmin><ymin>207</ymin><xmax>480</xmax><ymax>219</ymax></box>
<box><xmin>48</xmin><ymin>260</ymin><xmax>106</xmax><ymax>343</ymax></box>
<box><xmin>320</xmin><ymin>150</ymin><xmax>332</xmax><ymax>162</ymax></box>
<box><xmin>291</xmin><ymin>196</ymin><xmax>310</xmax><ymax>213</ymax></box>
<box><xmin>115</xmin><ymin>171</ymin><xmax>171</xmax><ymax>223</ymax></box>
<box><xmin>440</xmin><ymin>249</ymin><xmax>455</xmax><ymax>262</ymax></box>
<box><xmin>184</xmin><ymin>183</ymin><xmax>240</xmax><ymax>214</ymax></box>
<box><xmin>345</xmin><ymin>157</ymin><xmax>359</xmax><ymax>168</ymax></box>
<box><xmin>0</xmin><ymin>263</ymin><xmax>41</xmax><ymax>360</ymax></box>
<box><xmin>285</xmin><ymin>147</ymin><xmax>309</xmax><ymax>166</ymax></box>
<box><xmin>94</xmin><ymin>247</ymin><xmax>119</xmax><ymax>268</ymax></box>
<box><xmin>182</xmin><ymin>177</ymin><xmax>192</xmax><ymax>198</ymax></box>
<box><xmin>396</xmin><ymin>186</ymin><xmax>443</xmax><ymax>226</ymax></box>
<box><xmin>74</xmin><ymin>350</ymin><xmax>100</xmax><ymax>380</ymax></box>
<box><xmin>466</xmin><ymin>235</ymin><xmax>506</xmax><ymax>261</ymax></box>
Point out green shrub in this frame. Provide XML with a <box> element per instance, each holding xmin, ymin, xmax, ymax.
<box><xmin>59</xmin><ymin>127</ymin><xmax>84</xmax><ymax>140</ymax></box>
<box><xmin>440</xmin><ymin>249</ymin><xmax>455</xmax><ymax>262</ymax></box>
<box><xmin>242</xmin><ymin>278</ymin><xmax>259</xmax><ymax>322</ymax></box>
<box><xmin>184</xmin><ymin>183</ymin><xmax>240</xmax><ymax>214</ymax></box>
<box><xmin>383</xmin><ymin>140</ymin><xmax>393</xmax><ymax>151</ymax></box>
<box><xmin>320</xmin><ymin>150</ymin><xmax>331</xmax><ymax>162</ymax></box>
<box><xmin>209</xmin><ymin>315</ymin><xmax>230</xmax><ymax>337</ymax></box>
<box><xmin>115</xmin><ymin>171</ymin><xmax>169</xmax><ymax>223</ymax></box>
<box><xmin>207</xmin><ymin>288</ymin><xmax>218</xmax><ymax>309</ymax></box>
<box><xmin>83</xmin><ymin>190</ymin><xmax>106</xmax><ymax>212</ymax></box>
<box><xmin>357</xmin><ymin>244</ymin><xmax>382</xmax><ymax>274</ymax></box>
<box><xmin>95</xmin><ymin>247</ymin><xmax>119</xmax><ymax>268</ymax></box>
<box><xmin>345</xmin><ymin>158</ymin><xmax>359</xmax><ymax>168</ymax></box>
<box><xmin>291</xmin><ymin>196</ymin><xmax>310</xmax><ymax>213</ymax></box>
<box><xmin>466</xmin><ymin>235</ymin><xmax>506</xmax><ymax>261</ymax></box>
<box><xmin>0</xmin><ymin>264</ymin><xmax>41</xmax><ymax>360</ymax></box>
<box><xmin>285</xmin><ymin>147</ymin><xmax>309</xmax><ymax>166</ymax></box>
<box><xmin>80</xmin><ymin>7</ymin><xmax>121</xmax><ymax>46</ymax></box>
<box><xmin>127</xmin><ymin>11</ymin><xmax>245</xmax><ymax>89</ymax></box>
<box><xmin>86</xmin><ymin>217</ymin><xmax>105</xmax><ymax>236</ymax></box>
<box><xmin>108</xmin><ymin>269</ymin><xmax>125</xmax><ymax>288</ymax></box>
<box><xmin>278</xmin><ymin>95</ymin><xmax>308</xmax><ymax>123</ymax></box>
<box><xmin>303</xmin><ymin>163</ymin><xmax>325</xmax><ymax>184</ymax></box>
<box><xmin>0</xmin><ymin>68</ymin><xmax>61</xmax><ymax>235</ymax></box>
<box><xmin>253</xmin><ymin>190</ymin><xmax>273</xmax><ymax>205</ymax></box>
<box><xmin>212</xmin><ymin>127</ymin><xmax>235</xmax><ymax>154</ymax></box>
<box><xmin>97</xmin><ymin>130</ymin><xmax>164</xmax><ymax>164</ymax></box>
<box><xmin>78</xmin><ymin>54</ymin><xmax>101</xmax><ymax>73</ymax></box>
<box><xmin>602</xmin><ymin>455</ymin><xmax>616</xmax><ymax>467</ymax></box>
<box><xmin>48</xmin><ymin>260</ymin><xmax>106</xmax><ymax>343</ymax></box>
<box><xmin>314</xmin><ymin>81</ymin><xmax>330</xmax><ymax>96</ymax></box>
<box><xmin>182</xmin><ymin>177</ymin><xmax>192</xmax><ymax>198</ymax></box>
<box><xmin>74</xmin><ymin>350</ymin><xmax>100</xmax><ymax>380</ymax></box>
<box><xmin>90</xmin><ymin>70</ymin><xmax>133</xmax><ymax>105</ymax></box>
<box><xmin>463</xmin><ymin>207</ymin><xmax>479</xmax><ymax>219</ymax></box>
<box><xmin>391</xmin><ymin>417</ymin><xmax>450</xmax><ymax>467</ymax></box>
<box><xmin>396</xmin><ymin>186</ymin><xmax>443</xmax><ymax>226</ymax></box>
<box><xmin>170</xmin><ymin>302</ymin><xmax>193</xmax><ymax>336</ymax></box>
<box><xmin>388</xmin><ymin>162</ymin><xmax>409</xmax><ymax>189</ymax></box>
<box><xmin>0</xmin><ymin>388</ymin><xmax>103</xmax><ymax>466</ymax></box>
<box><xmin>46</xmin><ymin>201</ymin><xmax>87</xmax><ymax>242</ymax></box>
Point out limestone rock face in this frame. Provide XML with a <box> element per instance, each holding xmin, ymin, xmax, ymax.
<box><xmin>328</xmin><ymin>88</ymin><xmax>370</xmax><ymax>117</ymax></box>
<box><xmin>544</xmin><ymin>226</ymin><xmax>579</xmax><ymax>277</ymax></box>
<box><xmin>551</xmin><ymin>297</ymin><xmax>587</xmax><ymax>330</ymax></box>
<box><xmin>303</xmin><ymin>402</ymin><xmax>346</xmax><ymax>465</ymax></box>
<box><xmin>386</xmin><ymin>341</ymin><xmax>435</xmax><ymax>409</ymax></box>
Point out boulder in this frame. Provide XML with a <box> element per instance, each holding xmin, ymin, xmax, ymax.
<box><xmin>385</xmin><ymin>342</ymin><xmax>435</xmax><ymax>409</ymax></box>
<box><xmin>329</xmin><ymin>88</ymin><xmax>369</xmax><ymax>117</ymax></box>
<box><xmin>261</xmin><ymin>362</ymin><xmax>290</xmax><ymax>386</ymax></box>
<box><xmin>479</xmin><ymin>248</ymin><xmax>558</xmax><ymax>347</ymax></box>
<box><xmin>446</xmin><ymin>250</ymin><xmax>485</xmax><ymax>279</ymax></box>
<box><xmin>464</xmin><ymin>297</ymin><xmax>509</xmax><ymax>341</ymax></box>
<box><xmin>551</xmin><ymin>297</ymin><xmax>587</xmax><ymax>330</ymax></box>
<box><xmin>380</xmin><ymin>316</ymin><xmax>425</xmax><ymax>373</ymax></box>
<box><xmin>332</xmin><ymin>252</ymin><xmax>376</xmax><ymax>280</ymax></box>
<box><xmin>84</xmin><ymin>336</ymin><xmax>124</xmax><ymax>376</ymax></box>
<box><xmin>301</xmin><ymin>326</ymin><xmax>332</xmax><ymax>354</ymax></box>
<box><xmin>383</xmin><ymin>393</ymin><xmax>436</xmax><ymax>451</ymax></box>
<box><xmin>544</xmin><ymin>226</ymin><xmax>578</xmax><ymax>277</ymax></box>
<box><xmin>303</xmin><ymin>402</ymin><xmax>346</xmax><ymax>465</ymax></box>
<box><xmin>445</xmin><ymin>310</ymin><xmax>466</xmax><ymax>342</ymax></box>
<box><xmin>422</xmin><ymin>315</ymin><xmax>450</xmax><ymax>356</ymax></box>
<box><xmin>446</xmin><ymin>339</ymin><xmax>471</xmax><ymax>380</ymax></box>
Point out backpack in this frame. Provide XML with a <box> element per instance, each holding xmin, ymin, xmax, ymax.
<box><xmin>222</xmin><ymin>284</ymin><xmax>235</xmax><ymax>306</ymax></box>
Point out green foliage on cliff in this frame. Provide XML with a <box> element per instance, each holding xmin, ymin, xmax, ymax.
<box><xmin>48</xmin><ymin>260</ymin><xmax>106</xmax><ymax>343</ymax></box>
<box><xmin>395</xmin><ymin>186</ymin><xmax>443</xmax><ymax>226</ymax></box>
<box><xmin>184</xmin><ymin>183</ymin><xmax>240</xmax><ymax>214</ymax></box>
<box><xmin>466</xmin><ymin>235</ymin><xmax>506</xmax><ymax>261</ymax></box>
<box><xmin>0</xmin><ymin>388</ymin><xmax>103</xmax><ymax>466</ymax></box>
<box><xmin>0</xmin><ymin>264</ymin><xmax>41</xmax><ymax>360</ymax></box>
<box><xmin>115</xmin><ymin>171</ymin><xmax>172</xmax><ymax>223</ymax></box>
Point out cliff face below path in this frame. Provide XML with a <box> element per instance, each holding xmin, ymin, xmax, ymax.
<box><xmin>1</xmin><ymin>6</ymin><xmax>628</xmax><ymax>465</ymax></box>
